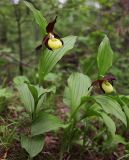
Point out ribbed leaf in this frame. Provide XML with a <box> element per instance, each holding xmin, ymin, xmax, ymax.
<box><xmin>81</xmin><ymin>103</ymin><xmax>116</xmax><ymax>136</ymax></box>
<box><xmin>13</xmin><ymin>76</ymin><xmax>29</xmax><ymax>86</ymax></box>
<box><xmin>100</xmin><ymin>112</ymin><xmax>116</xmax><ymax>137</ymax></box>
<box><xmin>24</xmin><ymin>1</ymin><xmax>47</xmax><ymax>36</ymax></box>
<box><xmin>26</xmin><ymin>83</ymin><xmax>38</xmax><ymax>103</ymax></box>
<box><xmin>0</xmin><ymin>88</ymin><xmax>12</xmax><ymax>98</ymax></box>
<box><xmin>66</xmin><ymin>73</ymin><xmax>91</xmax><ymax>112</ymax></box>
<box><xmin>21</xmin><ymin>135</ymin><xmax>44</xmax><ymax>158</ymax></box>
<box><xmin>39</xmin><ymin>36</ymin><xmax>77</xmax><ymax>82</ymax></box>
<box><xmin>122</xmin><ymin>104</ymin><xmax>129</xmax><ymax>124</ymax></box>
<box><xmin>113</xmin><ymin>134</ymin><xmax>127</xmax><ymax>145</ymax></box>
<box><xmin>120</xmin><ymin>97</ymin><xmax>129</xmax><ymax>127</ymax></box>
<box><xmin>17</xmin><ymin>84</ymin><xmax>34</xmax><ymax>113</ymax></box>
<box><xmin>97</xmin><ymin>35</ymin><xmax>113</xmax><ymax>76</ymax></box>
<box><xmin>31</xmin><ymin>112</ymin><xmax>66</xmax><ymax>136</ymax></box>
<box><xmin>16</xmin><ymin>81</ymin><xmax>56</xmax><ymax>114</ymax></box>
<box><xmin>35</xmin><ymin>86</ymin><xmax>56</xmax><ymax>112</ymax></box>
<box><xmin>94</xmin><ymin>95</ymin><xmax>127</xmax><ymax>126</ymax></box>
<box><xmin>63</xmin><ymin>86</ymin><xmax>71</xmax><ymax>107</ymax></box>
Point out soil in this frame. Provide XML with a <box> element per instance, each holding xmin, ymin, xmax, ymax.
<box><xmin>0</xmin><ymin>98</ymin><xmax>128</xmax><ymax>160</ymax></box>
<box><xmin>0</xmin><ymin>141</ymin><xmax>125</xmax><ymax>160</ymax></box>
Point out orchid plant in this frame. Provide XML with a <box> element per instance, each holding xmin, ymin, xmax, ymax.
<box><xmin>60</xmin><ymin>35</ymin><xmax>128</xmax><ymax>159</ymax></box>
<box><xmin>13</xmin><ymin>1</ymin><xmax>129</xmax><ymax>160</ymax></box>
<box><xmin>13</xmin><ymin>1</ymin><xmax>76</xmax><ymax>159</ymax></box>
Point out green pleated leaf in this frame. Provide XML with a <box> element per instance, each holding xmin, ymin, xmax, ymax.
<box><xmin>26</xmin><ymin>83</ymin><xmax>38</xmax><ymax>103</ymax></box>
<box><xmin>65</xmin><ymin>72</ymin><xmax>91</xmax><ymax>112</ymax></box>
<box><xmin>113</xmin><ymin>134</ymin><xmax>127</xmax><ymax>145</ymax></box>
<box><xmin>35</xmin><ymin>86</ymin><xmax>56</xmax><ymax>112</ymax></box>
<box><xmin>13</xmin><ymin>76</ymin><xmax>29</xmax><ymax>86</ymax></box>
<box><xmin>17</xmin><ymin>81</ymin><xmax>56</xmax><ymax>114</ymax></box>
<box><xmin>94</xmin><ymin>95</ymin><xmax>127</xmax><ymax>126</ymax></box>
<box><xmin>119</xmin><ymin>97</ymin><xmax>129</xmax><ymax>127</ymax></box>
<box><xmin>100</xmin><ymin>112</ymin><xmax>116</xmax><ymax>137</ymax></box>
<box><xmin>97</xmin><ymin>35</ymin><xmax>113</xmax><ymax>76</ymax></box>
<box><xmin>63</xmin><ymin>86</ymin><xmax>71</xmax><ymax>107</ymax></box>
<box><xmin>17</xmin><ymin>84</ymin><xmax>34</xmax><ymax>113</ymax></box>
<box><xmin>39</xmin><ymin>36</ymin><xmax>77</xmax><ymax>82</ymax></box>
<box><xmin>31</xmin><ymin>112</ymin><xmax>66</xmax><ymax>136</ymax></box>
<box><xmin>103</xmin><ymin>134</ymin><xmax>128</xmax><ymax>150</ymax></box>
<box><xmin>13</xmin><ymin>77</ymin><xmax>34</xmax><ymax>113</ymax></box>
<box><xmin>21</xmin><ymin>135</ymin><xmax>44</xmax><ymax>158</ymax></box>
<box><xmin>24</xmin><ymin>1</ymin><xmax>47</xmax><ymax>36</ymax></box>
<box><xmin>122</xmin><ymin>104</ymin><xmax>129</xmax><ymax>125</ymax></box>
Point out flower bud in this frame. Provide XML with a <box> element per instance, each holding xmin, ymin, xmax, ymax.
<box><xmin>48</xmin><ymin>38</ymin><xmax>63</xmax><ymax>50</ymax></box>
<box><xmin>101</xmin><ymin>81</ymin><xmax>114</xmax><ymax>93</ymax></box>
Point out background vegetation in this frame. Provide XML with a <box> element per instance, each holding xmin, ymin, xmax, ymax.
<box><xmin>0</xmin><ymin>0</ymin><xmax>129</xmax><ymax>91</ymax></box>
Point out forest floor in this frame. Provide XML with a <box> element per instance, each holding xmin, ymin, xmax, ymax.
<box><xmin>0</xmin><ymin>97</ymin><xmax>127</xmax><ymax>160</ymax></box>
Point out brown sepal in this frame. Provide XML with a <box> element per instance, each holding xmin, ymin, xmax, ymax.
<box><xmin>46</xmin><ymin>16</ymin><xmax>57</xmax><ymax>33</ymax></box>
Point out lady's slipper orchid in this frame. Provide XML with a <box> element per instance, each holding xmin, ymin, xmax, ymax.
<box><xmin>43</xmin><ymin>17</ymin><xmax>63</xmax><ymax>50</ymax></box>
<box><xmin>89</xmin><ymin>75</ymin><xmax>116</xmax><ymax>93</ymax></box>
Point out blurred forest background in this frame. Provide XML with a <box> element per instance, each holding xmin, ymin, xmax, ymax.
<box><xmin>0</xmin><ymin>0</ymin><xmax>129</xmax><ymax>94</ymax></box>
